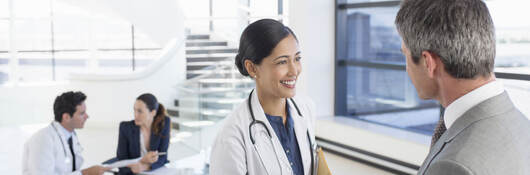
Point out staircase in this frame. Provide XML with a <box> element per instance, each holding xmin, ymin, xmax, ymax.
<box><xmin>167</xmin><ymin>33</ymin><xmax>254</xmax><ymax>137</ymax></box>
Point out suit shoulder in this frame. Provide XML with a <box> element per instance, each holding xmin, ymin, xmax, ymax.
<box><xmin>427</xmin><ymin>159</ymin><xmax>473</xmax><ymax>175</ymax></box>
<box><xmin>119</xmin><ymin>120</ymin><xmax>136</xmax><ymax>130</ymax></box>
<box><xmin>163</xmin><ymin>116</ymin><xmax>171</xmax><ymax>132</ymax></box>
<box><xmin>439</xmin><ymin>114</ymin><xmax>530</xmax><ymax>174</ymax></box>
<box><xmin>164</xmin><ymin>116</ymin><xmax>171</xmax><ymax>127</ymax></box>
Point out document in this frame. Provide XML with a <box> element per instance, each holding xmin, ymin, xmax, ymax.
<box><xmin>102</xmin><ymin>157</ymin><xmax>142</xmax><ymax>169</ymax></box>
<box><xmin>316</xmin><ymin>147</ymin><xmax>332</xmax><ymax>175</ymax></box>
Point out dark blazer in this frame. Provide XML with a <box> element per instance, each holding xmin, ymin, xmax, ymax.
<box><xmin>117</xmin><ymin>117</ymin><xmax>171</xmax><ymax>175</ymax></box>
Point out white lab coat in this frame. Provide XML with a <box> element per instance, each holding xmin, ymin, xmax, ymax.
<box><xmin>22</xmin><ymin>121</ymin><xmax>85</xmax><ymax>175</ymax></box>
<box><xmin>210</xmin><ymin>90</ymin><xmax>316</xmax><ymax>175</ymax></box>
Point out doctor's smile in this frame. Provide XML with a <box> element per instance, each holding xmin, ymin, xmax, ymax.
<box><xmin>280</xmin><ymin>79</ymin><xmax>296</xmax><ymax>89</ymax></box>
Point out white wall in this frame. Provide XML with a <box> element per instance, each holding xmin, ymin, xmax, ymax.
<box><xmin>289</xmin><ymin>0</ymin><xmax>336</xmax><ymax>117</ymax></box>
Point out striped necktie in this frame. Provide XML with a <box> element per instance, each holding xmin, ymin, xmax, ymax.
<box><xmin>431</xmin><ymin>109</ymin><xmax>447</xmax><ymax>147</ymax></box>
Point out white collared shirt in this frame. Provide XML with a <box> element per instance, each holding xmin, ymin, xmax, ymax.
<box><xmin>444</xmin><ymin>81</ymin><xmax>505</xmax><ymax>129</ymax></box>
<box><xmin>54</xmin><ymin>121</ymin><xmax>73</xmax><ymax>140</ymax></box>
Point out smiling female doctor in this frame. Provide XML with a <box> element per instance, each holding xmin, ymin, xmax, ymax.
<box><xmin>209</xmin><ymin>19</ymin><xmax>317</xmax><ymax>175</ymax></box>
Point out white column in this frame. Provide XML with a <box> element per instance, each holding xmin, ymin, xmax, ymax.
<box><xmin>288</xmin><ymin>0</ymin><xmax>335</xmax><ymax>116</ymax></box>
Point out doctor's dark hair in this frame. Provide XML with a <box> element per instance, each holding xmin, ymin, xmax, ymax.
<box><xmin>235</xmin><ymin>19</ymin><xmax>298</xmax><ymax>76</ymax></box>
<box><xmin>54</xmin><ymin>91</ymin><xmax>87</xmax><ymax>122</ymax></box>
<box><xmin>136</xmin><ymin>93</ymin><xmax>168</xmax><ymax>137</ymax></box>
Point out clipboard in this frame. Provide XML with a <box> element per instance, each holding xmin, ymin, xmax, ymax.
<box><xmin>314</xmin><ymin>147</ymin><xmax>332</xmax><ymax>175</ymax></box>
<box><xmin>102</xmin><ymin>157</ymin><xmax>141</xmax><ymax>169</ymax></box>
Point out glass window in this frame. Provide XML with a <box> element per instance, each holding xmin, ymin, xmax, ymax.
<box><xmin>133</xmin><ymin>33</ymin><xmax>161</xmax><ymax>71</ymax></box>
<box><xmin>336</xmin><ymin>0</ymin><xmax>530</xmax><ymax>135</ymax></box>
<box><xmin>499</xmin><ymin>78</ymin><xmax>530</xmax><ymax>118</ymax></box>
<box><xmin>250</xmin><ymin>0</ymin><xmax>278</xmax><ymax>17</ymax></box>
<box><xmin>487</xmin><ymin>0</ymin><xmax>530</xmax><ymax>120</ymax></box>
<box><xmin>0</xmin><ymin>0</ymin><xmax>8</xmax><ymax>18</ymax></box>
<box><xmin>14</xmin><ymin>20</ymin><xmax>51</xmax><ymax>51</ymax></box>
<box><xmin>0</xmin><ymin>20</ymin><xmax>8</xmax><ymax>84</ymax></box>
<box><xmin>15</xmin><ymin>20</ymin><xmax>53</xmax><ymax>82</ymax></box>
<box><xmin>17</xmin><ymin>52</ymin><xmax>53</xmax><ymax>82</ymax></box>
<box><xmin>487</xmin><ymin>1</ymin><xmax>530</xmax><ymax>74</ymax></box>
<box><xmin>336</xmin><ymin>3</ymin><xmax>439</xmax><ymax>135</ymax></box>
<box><xmin>14</xmin><ymin>0</ymin><xmax>51</xmax><ymax>19</ymax></box>
<box><xmin>345</xmin><ymin>7</ymin><xmax>401</xmax><ymax>62</ymax></box>
<box><xmin>0</xmin><ymin>0</ymin><xmax>164</xmax><ymax>84</ymax></box>
<box><xmin>346</xmin><ymin>0</ymin><xmax>399</xmax><ymax>3</ymax></box>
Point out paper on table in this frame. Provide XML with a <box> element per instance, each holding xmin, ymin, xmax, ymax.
<box><xmin>103</xmin><ymin>157</ymin><xmax>142</xmax><ymax>169</ymax></box>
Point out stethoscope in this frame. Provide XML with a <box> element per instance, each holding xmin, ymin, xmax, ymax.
<box><xmin>51</xmin><ymin>122</ymin><xmax>77</xmax><ymax>165</ymax></box>
<box><xmin>247</xmin><ymin>89</ymin><xmax>316</xmax><ymax>175</ymax></box>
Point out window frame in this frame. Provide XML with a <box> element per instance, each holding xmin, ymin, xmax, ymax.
<box><xmin>334</xmin><ymin>0</ymin><xmax>530</xmax><ymax>116</ymax></box>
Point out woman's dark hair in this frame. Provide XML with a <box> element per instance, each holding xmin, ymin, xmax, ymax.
<box><xmin>235</xmin><ymin>19</ymin><xmax>298</xmax><ymax>76</ymax></box>
<box><xmin>137</xmin><ymin>93</ymin><xmax>168</xmax><ymax>137</ymax></box>
<box><xmin>54</xmin><ymin>91</ymin><xmax>87</xmax><ymax>122</ymax></box>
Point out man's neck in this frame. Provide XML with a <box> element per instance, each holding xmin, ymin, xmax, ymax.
<box><xmin>438</xmin><ymin>74</ymin><xmax>495</xmax><ymax>108</ymax></box>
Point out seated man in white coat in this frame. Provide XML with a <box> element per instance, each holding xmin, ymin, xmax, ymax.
<box><xmin>22</xmin><ymin>91</ymin><xmax>109</xmax><ymax>175</ymax></box>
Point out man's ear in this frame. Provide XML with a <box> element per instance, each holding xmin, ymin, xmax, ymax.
<box><xmin>62</xmin><ymin>113</ymin><xmax>71</xmax><ymax>123</ymax></box>
<box><xmin>422</xmin><ymin>51</ymin><xmax>438</xmax><ymax>79</ymax></box>
<box><xmin>244</xmin><ymin>60</ymin><xmax>258</xmax><ymax>78</ymax></box>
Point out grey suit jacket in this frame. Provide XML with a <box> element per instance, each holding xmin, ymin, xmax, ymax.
<box><xmin>418</xmin><ymin>92</ymin><xmax>530</xmax><ymax>175</ymax></box>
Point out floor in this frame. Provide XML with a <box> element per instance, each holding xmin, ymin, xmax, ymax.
<box><xmin>1</xmin><ymin>122</ymin><xmax>394</xmax><ymax>175</ymax></box>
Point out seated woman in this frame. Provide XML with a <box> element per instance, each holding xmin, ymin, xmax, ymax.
<box><xmin>117</xmin><ymin>93</ymin><xmax>170</xmax><ymax>174</ymax></box>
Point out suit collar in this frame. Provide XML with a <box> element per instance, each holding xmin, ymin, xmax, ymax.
<box><xmin>419</xmin><ymin>92</ymin><xmax>514</xmax><ymax>174</ymax></box>
<box><xmin>443</xmin><ymin>91</ymin><xmax>513</xmax><ymax>142</ymax></box>
<box><xmin>444</xmin><ymin>81</ymin><xmax>504</xmax><ymax>129</ymax></box>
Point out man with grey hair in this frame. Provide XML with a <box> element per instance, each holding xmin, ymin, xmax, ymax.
<box><xmin>395</xmin><ymin>0</ymin><xmax>530</xmax><ymax>174</ymax></box>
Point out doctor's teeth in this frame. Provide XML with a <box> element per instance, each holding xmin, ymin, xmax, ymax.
<box><xmin>281</xmin><ymin>80</ymin><xmax>295</xmax><ymax>85</ymax></box>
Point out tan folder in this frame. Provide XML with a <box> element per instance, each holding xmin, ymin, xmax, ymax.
<box><xmin>316</xmin><ymin>147</ymin><xmax>332</xmax><ymax>175</ymax></box>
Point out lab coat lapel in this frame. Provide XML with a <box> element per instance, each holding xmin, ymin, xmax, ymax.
<box><xmin>51</xmin><ymin>122</ymin><xmax>70</xmax><ymax>156</ymax></box>
<box><xmin>251</xmin><ymin>90</ymin><xmax>292</xmax><ymax>174</ymax></box>
<box><xmin>289</xmin><ymin>98</ymin><xmax>312</xmax><ymax>175</ymax></box>
<box><xmin>51</xmin><ymin>122</ymin><xmax>81</xmax><ymax>171</ymax></box>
